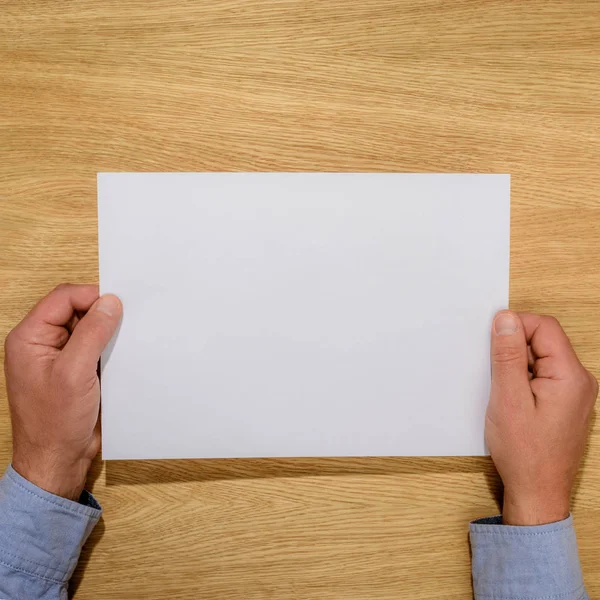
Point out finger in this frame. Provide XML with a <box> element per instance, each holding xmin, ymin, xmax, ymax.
<box><xmin>527</xmin><ymin>345</ymin><xmax>535</xmax><ymax>368</ymax></box>
<box><xmin>490</xmin><ymin>311</ymin><xmax>533</xmax><ymax>407</ymax></box>
<box><xmin>517</xmin><ymin>313</ymin><xmax>580</xmax><ymax>378</ymax></box>
<box><xmin>14</xmin><ymin>284</ymin><xmax>100</xmax><ymax>348</ymax></box>
<box><xmin>60</xmin><ymin>294</ymin><xmax>123</xmax><ymax>374</ymax></box>
<box><xmin>532</xmin><ymin>356</ymin><xmax>555</xmax><ymax>380</ymax></box>
<box><xmin>517</xmin><ymin>313</ymin><xmax>578</xmax><ymax>360</ymax></box>
<box><xmin>23</xmin><ymin>284</ymin><xmax>99</xmax><ymax>327</ymax></box>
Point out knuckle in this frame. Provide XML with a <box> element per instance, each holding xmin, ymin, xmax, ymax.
<box><xmin>54</xmin><ymin>359</ymin><xmax>79</xmax><ymax>389</ymax></box>
<box><xmin>589</xmin><ymin>373</ymin><xmax>599</xmax><ymax>400</ymax></box>
<box><xmin>64</xmin><ymin>372</ymin><xmax>82</xmax><ymax>393</ymax></box>
<box><xmin>90</xmin><ymin>433</ymin><xmax>101</xmax><ymax>456</ymax></box>
<box><xmin>493</xmin><ymin>346</ymin><xmax>524</xmax><ymax>364</ymax></box>
<box><xmin>542</xmin><ymin>314</ymin><xmax>560</xmax><ymax>328</ymax></box>
<box><xmin>4</xmin><ymin>327</ymin><xmax>22</xmax><ymax>356</ymax></box>
<box><xmin>84</xmin><ymin>315</ymin><xmax>108</xmax><ymax>337</ymax></box>
<box><xmin>52</xmin><ymin>282</ymin><xmax>81</xmax><ymax>298</ymax></box>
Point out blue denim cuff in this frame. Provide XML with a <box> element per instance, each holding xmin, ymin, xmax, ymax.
<box><xmin>0</xmin><ymin>465</ymin><xmax>102</xmax><ymax>584</ymax></box>
<box><xmin>470</xmin><ymin>514</ymin><xmax>586</xmax><ymax>600</ymax></box>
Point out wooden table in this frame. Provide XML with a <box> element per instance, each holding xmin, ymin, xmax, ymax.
<box><xmin>1</xmin><ymin>1</ymin><xmax>599</xmax><ymax>598</ymax></box>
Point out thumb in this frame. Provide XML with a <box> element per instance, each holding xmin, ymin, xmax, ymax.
<box><xmin>61</xmin><ymin>294</ymin><xmax>123</xmax><ymax>375</ymax></box>
<box><xmin>490</xmin><ymin>310</ymin><xmax>532</xmax><ymax>404</ymax></box>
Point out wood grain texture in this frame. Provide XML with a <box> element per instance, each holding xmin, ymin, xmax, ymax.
<box><xmin>1</xmin><ymin>1</ymin><xmax>599</xmax><ymax>598</ymax></box>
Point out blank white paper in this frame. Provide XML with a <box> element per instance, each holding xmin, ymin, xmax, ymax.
<box><xmin>98</xmin><ymin>173</ymin><xmax>510</xmax><ymax>460</ymax></box>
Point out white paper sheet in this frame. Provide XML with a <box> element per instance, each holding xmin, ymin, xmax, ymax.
<box><xmin>98</xmin><ymin>173</ymin><xmax>510</xmax><ymax>460</ymax></box>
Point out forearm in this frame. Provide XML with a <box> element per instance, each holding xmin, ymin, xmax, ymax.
<box><xmin>470</xmin><ymin>514</ymin><xmax>588</xmax><ymax>600</ymax></box>
<box><xmin>0</xmin><ymin>465</ymin><xmax>101</xmax><ymax>600</ymax></box>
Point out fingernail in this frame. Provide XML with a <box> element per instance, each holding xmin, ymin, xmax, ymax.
<box><xmin>96</xmin><ymin>294</ymin><xmax>121</xmax><ymax>317</ymax></box>
<box><xmin>494</xmin><ymin>312</ymin><xmax>518</xmax><ymax>336</ymax></box>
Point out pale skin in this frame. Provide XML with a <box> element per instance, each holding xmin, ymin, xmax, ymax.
<box><xmin>3</xmin><ymin>284</ymin><xmax>599</xmax><ymax>523</ymax></box>
<box><xmin>488</xmin><ymin>310</ymin><xmax>598</xmax><ymax>525</ymax></box>
<box><xmin>4</xmin><ymin>284</ymin><xmax>122</xmax><ymax>501</ymax></box>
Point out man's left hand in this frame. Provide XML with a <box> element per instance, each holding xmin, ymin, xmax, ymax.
<box><xmin>4</xmin><ymin>284</ymin><xmax>122</xmax><ymax>501</ymax></box>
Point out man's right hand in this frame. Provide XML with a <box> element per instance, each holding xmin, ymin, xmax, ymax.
<box><xmin>486</xmin><ymin>311</ymin><xmax>598</xmax><ymax>526</ymax></box>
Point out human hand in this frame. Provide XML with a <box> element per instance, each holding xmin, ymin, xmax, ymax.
<box><xmin>486</xmin><ymin>311</ymin><xmax>598</xmax><ymax>525</ymax></box>
<box><xmin>4</xmin><ymin>284</ymin><xmax>122</xmax><ymax>501</ymax></box>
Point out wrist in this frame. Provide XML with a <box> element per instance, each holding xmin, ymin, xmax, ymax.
<box><xmin>502</xmin><ymin>489</ymin><xmax>570</xmax><ymax>526</ymax></box>
<box><xmin>12</xmin><ymin>455</ymin><xmax>91</xmax><ymax>502</ymax></box>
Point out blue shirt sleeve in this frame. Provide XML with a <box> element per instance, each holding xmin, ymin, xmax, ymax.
<box><xmin>470</xmin><ymin>514</ymin><xmax>588</xmax><ymax>600</ymax></box>
<box><xmin>0</xmin><ymin>465</ymin><xmax>101</xmax><ymax>600</ymax></box>
<box><xmin>0</xmin><ymin>462</ymin><xmax>590</xmax><ymax>600</ymax></box>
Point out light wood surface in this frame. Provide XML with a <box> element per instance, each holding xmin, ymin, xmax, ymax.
<box><xmin>1</xmin><ymin>1</ymin><xmax>600</xmax><ymax>598</ymax></box>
